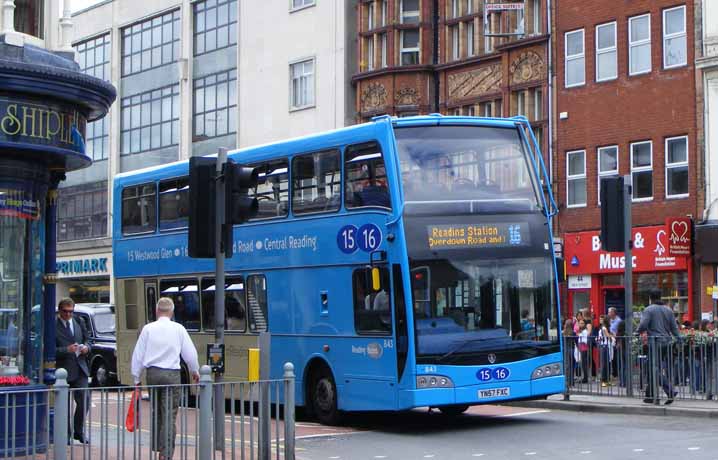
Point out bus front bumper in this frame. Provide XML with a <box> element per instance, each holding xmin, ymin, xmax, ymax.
<box><xmin>398</xmin><ymin>375</ymin><xmax>565</xmax><ymax>409</ymax></box>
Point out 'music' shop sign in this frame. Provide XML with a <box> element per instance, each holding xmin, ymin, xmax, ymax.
<box><xmin>565</xmin><ymin>224</ymin><xmax>688</xmax><ymax>275</ymax></box>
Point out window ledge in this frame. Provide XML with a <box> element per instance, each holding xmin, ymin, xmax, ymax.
<box><xmin>289</xmin><ymin>104</ymin><xmax>316</xmax><ymax>113</ymax></box>
<box><xmin>289</xmin><ymin>3</ymin><xmax>316</xmax><ymax>14</ymax></box>
<box><xmin>666</xmin><ymin>194</ymin><xmax>689</xmax><ymax>200</ymax></box>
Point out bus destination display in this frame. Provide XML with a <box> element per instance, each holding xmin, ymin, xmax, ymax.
<box><xmin>427</xmin><ymin>223</ymin><xmax>530</xmax><ymax>249</ymax></box>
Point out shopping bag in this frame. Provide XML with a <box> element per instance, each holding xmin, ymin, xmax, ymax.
<box><xmin>125</xmin><ymin>388</ymin><xmax>140</xmax><ymax>432</ymax></box>
<box><xmin>573</xmin><ymin>345</ymin><xmax>581</xmax><ymax>363</ymax></box>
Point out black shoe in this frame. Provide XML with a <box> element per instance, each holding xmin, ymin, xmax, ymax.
<box><xmin>73</xmin><ymin>434</ymin><xmax>89</xmax><ymax>444</ymax></box>
<box><xmin>665</xmin><ymin>391</ymin><xmax>678</xmax><ymax>405</ymax></box>
<box><xmin>643</xmin><ymin>398</ymin><xmax>655</xmax><ymax>404</ymax></box>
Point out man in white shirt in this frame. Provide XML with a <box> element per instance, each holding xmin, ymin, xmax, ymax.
<box><xmin>131</xmin><ymin>297</ymin><xmax>199</xmax><ymax>460</ymax></box>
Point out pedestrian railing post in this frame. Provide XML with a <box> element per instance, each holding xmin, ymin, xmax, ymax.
<box><xmin>53</xmin><ymin>368</ymin><xmax>69</xmax><ymax>460</ymax></box>
<box><xmin>198</xmin><ymin>365</ymin><xmax>213</xmax><ymax>459</ymax></box>
<box><xmin>283</xmin><ymin>362</ymin><xmax>295</xmax><ymax>460</ymax></box>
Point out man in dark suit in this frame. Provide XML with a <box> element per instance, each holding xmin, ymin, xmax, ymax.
<box><xmin>55</xmin><ymin>298</ymin><xmax>91</xmax><ymax>444</ymax></box>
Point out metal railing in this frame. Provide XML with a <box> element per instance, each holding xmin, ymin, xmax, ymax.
<box><xmin>0</xmin><ymin>363</ymin><xmax>295</xmax><ymax>460</ymax></box>
<box><xmin>563</xmin><ymin>335</ymin><xmax>718</xmax><ymax>402</ymax></box>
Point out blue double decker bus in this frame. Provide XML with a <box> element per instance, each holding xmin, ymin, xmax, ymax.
<box><xmin>112</xmin><ymin>114</ymin><xmax>563</xmax><ymax>424</ymax></box>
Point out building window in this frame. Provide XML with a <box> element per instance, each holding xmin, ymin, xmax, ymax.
<box><xmin>596</xmin><ymin>22</ymin><xmax>617</xmax><ymax>81</ymax></box>
<box><xmin>86</xmin><ymin>117</ymin><xmax>110</xmax><ymax>162</ymax></box>
<box><xmin>75</xmin><ymin>34</ymin><xmax>111</xmax><ymax>81</ymax></box>
<box><xmin>120</xmin><ymin>84</ymin><xmax>180</xmax><ymax>155</ymax></box>
<box><xmin>451</xmin><ymin>0</ymin><xmax>459</xmax><ymax>18</ymax></box>
<box><xmin>665</xmin><ymin>136</ymin><xmax>688</xmax><ymax>197</ymax></box>
<box><xmin>291</xmin><ymin>0</ymin><xmax>315</xmax><ymax>10</ymax></box>
<box><xmin>515</xmin><ymin>90</ymin><xmax>526</xmax><ymax>116</ymax></box>
<box><xmin>566</xmin><ymin>150</ymin><xmax>586</xmax><ymax>207</ymax></box>
<box><xmin>57</xmin><ymin>182</ymin><xmax>108</xmax><ymax>242</ymax></box>
<box><xmin>631</xmin><ymin>141</ymin><xmax>653</xmax><ymax>201</ymax></box>
<box><xmin>121</xmin><ymin>9</ymin><xmax>180</xmax><ymax>77</ymax></box>
<box><xmin>532</xmin><ymin>0</ymin><xmax>541</xmax><ymax>35</ymax></box>
<box><xmin>401</xmin><ymin>29</ymin><xmax>420</xmax><ymax>65</ymax></box>
<box><xmin>194</xmin><ymin>0</ymin><xmax>238</xmax><ymax>56</ymax></box>
<box><xmin>597</xmin><ymin>146</ymin><xmax>618</xmax><ymax>204</ymax></box>
<box><xmin>193</xmin><ymin>69</ymin><xmax>237</xmax><ymax>141</ymax></box>
<box><xmin>466</xmin><ymin>0</ymin><xmax>473</xmax><ymax>15</ymax></box>
<box><xmin>565</xmin><ymin>29</ymin><xmax>585</xmax><ymax>87</ymax></box>
<box><xmin>290</xmin><ymin>59</ymin><xmax>315</xmax><ymax>110</ymax></box>
<box><xmin>663</xmin><ymin>5</ymin><xmax>687</xmax><ymax>68</ymax></box>
<box><xmin>451</xmin><ymin>25</ymin><xmax>460</xmax><ymax>60</ymax></box>
<box><xmin>532</xmin><ymin>88</ymin><xmax>542</xmax><ymax>121</ymax></box>
<box><xmin>380</xmin><ymin>33</ymin><xmax>388</xmax><ymax>67</ymax></box>
<box><xmin>366</xmin><ymin>37</ymin><xmax>375</xmax><ymax>70</ymax></box>
<box><xmin>629</xmin><ymin>14</ymin><xmax>651</xmax><ymax>75</ymax></box>
<box><xmin>467</xmin><ymin>22</ymin><xmax>475</xmax><ymax>57</ymax></box>
<box><xmin>367</xmin><ymin>2</ymin><xmax>375</xmax><ymax>30</ymax></box>
<box><xmin>463</xmin><ymin>105</ymin><xmax>475</xmax><ymax>116</ymax></box>
<box><xmin>401</xmin><ymin>0</ymin><xmax>420</xmax><ymax>24</ymax></box>
<box><xmin>381</xmin><ymin>0</ymin><xmax>387</xmax><ymax>26</ymax></box>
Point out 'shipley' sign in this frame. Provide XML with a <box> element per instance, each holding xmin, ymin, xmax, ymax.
<box><xmin>666</xmin><ymin>217</ymin><xmax>691</xmax><ymax>256</ymax></box>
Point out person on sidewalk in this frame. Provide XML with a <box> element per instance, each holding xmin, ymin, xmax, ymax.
<box><xmin>55</xmin><ymin>298</ymin><xmax>92</xmax><ymax>444</ymax></box>
<box><xmin>608</xmin><ymin>307</ymin><xmax>623</xmax><ymax>380</ymax></box>
<box><xmin>131</xmin><ymin>297</ymin><xmax>200</xmax><ymax>460</ymax></box>
<box><xmin>636</xmin><ymin>290</ymin><xmax>681</xmax><ymax>405</ymax></box>
<box><xmin>598</xmin><ymin>316</ymin><xmax>615</xmax><ymax>388</ymax></box>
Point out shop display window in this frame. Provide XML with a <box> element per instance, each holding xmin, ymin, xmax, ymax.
<box><xmin>633</xmin><ymin>272</ymin><xmax>688</xmax><ymax>313</ymax></box>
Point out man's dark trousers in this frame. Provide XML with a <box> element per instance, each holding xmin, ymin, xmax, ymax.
<box><xmin>646</xmin><ymin>341</ymin><xmax>674</xmax><ymax>399</ymax></box>
<box><xmin>147</xmin><ymin>367</ymin><xmax>181</xmax><ymax>459</ymax></box>
<box><xmin>69</xmin><ymin>375</ymin><xmax>89</xmax><ymax>438</ymax></box>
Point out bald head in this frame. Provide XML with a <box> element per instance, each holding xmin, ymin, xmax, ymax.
<box><xmin>156</xmin><ymin>297</ymin><xmax>174</xmax><ymax>317</ymax></box>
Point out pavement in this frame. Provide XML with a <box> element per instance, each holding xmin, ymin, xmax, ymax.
<box><xmin>506</xmin><ymin>392</ymin><xmax>718</xmax><ymax>418</ymax></box>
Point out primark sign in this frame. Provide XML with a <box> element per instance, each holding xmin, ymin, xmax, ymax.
<box><xmin>56</xmin><ymin>254</ymin><xmax>111</xmax><ymax>278</ymax></box>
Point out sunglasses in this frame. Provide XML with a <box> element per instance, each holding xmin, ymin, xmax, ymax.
<box><xmin>60</xmin><ymin>309</ymin><xmax>74</xmax><ymax>314</ymax></box>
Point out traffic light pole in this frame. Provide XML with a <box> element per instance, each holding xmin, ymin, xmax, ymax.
<box><xmin>214</xmin><ymin>147</ymin><xmax>227</xmax><ymax>450</ymax></box>
<box><xmin>623</xmin><ymin>175</ymin><xmax>633</xmax><ymax>397</ymax></box>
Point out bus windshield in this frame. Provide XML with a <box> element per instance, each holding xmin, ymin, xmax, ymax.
<box><xmin>395</xmin><ymin>125</ymin><xmax>541</xmax><ymax>214</ymax></box>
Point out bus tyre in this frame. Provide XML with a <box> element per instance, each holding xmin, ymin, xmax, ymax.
<box><xmin>438</xmin><ymin>404</ymin><xmax>469</xmax><ymax>416</ymax></box>
<box><xmin>311</xmin><ymin>370</ymin><xmax>340</xmax><ymax>425</ymax></box>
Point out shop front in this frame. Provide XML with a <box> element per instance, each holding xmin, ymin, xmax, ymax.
<box><xmin>56</xmin><ymin>253</ymin><xmax>111</xmax><ymax>303</ymax></box>
<box><xmin>564</xmin><ymin>224</ymin><xmax>692</xmax><ymax>323</ymax></box>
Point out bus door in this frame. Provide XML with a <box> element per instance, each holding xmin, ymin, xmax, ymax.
<box><xmin>343</xmin><ymin>265</ymin><xmax>398</xmax><ymax>410</ymax></box>
<box><xmin>114</xmin><ymin>278</ymin><xmax>150</xmax><ymax>384</ymax></box>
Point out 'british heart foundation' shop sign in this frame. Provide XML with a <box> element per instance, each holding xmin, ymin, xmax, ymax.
<box><xmin>666</xmin><ymin>217</ymin><xmax>691</xmax><ymax>256</ymax></box>
<box><xmin>0</xmin><ymin>97</ymin><xmax>87</xmax><ymax>154</ymax></box>
<box><xmin>565</xmin><ymin>224</ymin><xmax>688</xmax><ymax>275</ymax></box>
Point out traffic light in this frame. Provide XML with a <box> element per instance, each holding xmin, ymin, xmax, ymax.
<box><xmin>225</xmin><ymin>160</ymin><xmax>258</xmax><ymax>225</ymax></box>
<box><xmin>600</xmin><ymin>176</ymin><xmax>625</xmax><ymax>252</ymax></box>
<box><xmin>188</xmin><ymin>156</ymin><xmax>217</xmax><ymax>258</ymax></box>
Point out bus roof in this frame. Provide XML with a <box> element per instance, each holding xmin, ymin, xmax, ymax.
<box><xmin>113</xmin><ymin>115</ymin><xmax>523</xmax><ymax>186</ymax></box>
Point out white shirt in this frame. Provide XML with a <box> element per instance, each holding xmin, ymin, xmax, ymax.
<box><xmin>131</xmin><ymin>316</ymin><xmax>200</xmax><ymax>384</ymax></box>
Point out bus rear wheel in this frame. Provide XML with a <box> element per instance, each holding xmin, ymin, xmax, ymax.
<box><xmin>311</xmin><ymin>370</ymin><xmax>340</xmax><ymax>425</ymax></box>
<box><xmin>438</xmin><ymin>404</ymin><xmax>470</xmax><ymax>416</ymax></box>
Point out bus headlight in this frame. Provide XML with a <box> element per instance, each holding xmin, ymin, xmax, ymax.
<box><xmin>417</xmin><ymin>375</ymin><xmax>454</xmax><ymax>388</ymax></box>
<box><xmin>531</xmin><ymin>363</ymin><xmax>562</xmax><ymax>379</ymax></box>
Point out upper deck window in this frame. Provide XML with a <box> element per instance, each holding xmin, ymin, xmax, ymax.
<box><xmin>345</xmin><ymin>142</ymin><xmax>391</xmax><ymax>210</ymax></box>
<box><xmin>395</xmin><ymin>125</ymin><xmax>541</xmax><ymax>214</ymax></box>
<box><xmin>251</xmin><ymin>159</ymin><xmax>289</xmax><ymax>220</ymax></box>
<box><xmin>292</xmin><ymin>150</ymin><xmax>341</xmax><ymax>215</ymax></box>
<box><xmin>122</xmin><ymin>184</ymin><xmax>157</xmax><ymax>234</ymax></box>
<box><xmin>159</xmin><ymin>177</ymin><xmax>189</xmax><ymax>230</ymax></box>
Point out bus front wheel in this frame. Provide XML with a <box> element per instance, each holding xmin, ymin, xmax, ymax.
<box><xmin>311</xmin><ymin>370</ymin><xmax>340</xmax><ymax>425</ymax></box>
<box><xmin>438</xmin><ymin>404</ymin><xmax>470</xmax><ymax>416</ymax></box>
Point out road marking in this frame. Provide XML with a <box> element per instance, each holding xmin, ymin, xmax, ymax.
<box><xmin>424</xmin><ymin>455</ymin><xmax>435</xmax><ymax>458</ymax></box>
<box><xmin>687</xmin><ymin>447</ymin><xmax>700</xmax><ymax>451</ymax></box>
<box><xmin>580</xmin><ymin>451</ymin><xmax>592</xmax><ymax>454</ymax></box>
<box><xmin>499</xmin><ymin>410</ymin><xmax>550</xmax><ymax>418</ymax></box>
<box><xmin>329</xmin><ymin>457</ymin><xmax>341</xmax><ymax>459</ymax></box>
<box><xmin>524</xmin><ymin>452</ymin><xmax>537</xmax><ymax>456</ymax></box>
<box><xmin>633</xmin><ymin>449</ymin><xmax>644</xmax><ymax>452</ymax></box>
<box><xmin>374</xmin><ymin>456</ymin><xmax>387</xmax><ymax>459</ymax></box>
<box><xmin>295</xmin><ymin>431</ymin><xmax>366</xmax><ymax>440</ymax></box>
<box><xmin>472</xmin><ymin>455</ymin><xmax>485</xmax><ymax>457</ymax></box>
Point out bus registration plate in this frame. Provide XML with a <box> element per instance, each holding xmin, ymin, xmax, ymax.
<box><xmin>478</xmin><ymin>387</ymin><xmax>510</xmax><ymax>399</ymax></box>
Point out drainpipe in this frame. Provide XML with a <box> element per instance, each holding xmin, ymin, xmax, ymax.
<box><xmin>433</xmin><ymin>0</ymin><xmax>440</xmax><ymax>112</ymax></box>
<box><xmin>546</xmin><ymin>0</ymin><xmax>553</xmax><ymax>185</ymax></box>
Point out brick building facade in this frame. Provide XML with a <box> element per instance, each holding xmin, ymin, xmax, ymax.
<box><xmin>352</xmin><ymin>0</ymin><xmax>550</xmax><ymax>161</ymax></box>
<box><xmin>554</xmin><ymin>1</ymin><xmax>701</xmax><ymax>322</ymax></box>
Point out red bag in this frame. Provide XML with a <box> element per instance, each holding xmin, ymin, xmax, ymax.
<box><xmin>125</xmin><ymin>388</ymin><xmax>140</xmax><ymax>432</ymax></box>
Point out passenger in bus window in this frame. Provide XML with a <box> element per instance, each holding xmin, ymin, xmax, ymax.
<box><xmin>354</xmin><ymin>167</ymin><xmax>390</xmax><ymax>208</ymax></box>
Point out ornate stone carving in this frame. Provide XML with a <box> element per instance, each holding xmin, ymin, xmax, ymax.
<box><xmin>395</xmin><ymin>87</ymin><xmax>419</xmax><ymax>106</ymax></box>
<box><xmin>360</xmin><ymin>82</ymin><xmax>388</xmax><ymax>112</ymax></box>
<box><xmin>447</xmin><ymin>64</ymin><xmax>502</xmax><ymax>102</ymax></box>
<box><xmin>509</xmin><ymin>51</ymin><xmax>545</xmax><ymax>85</ymax></box>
